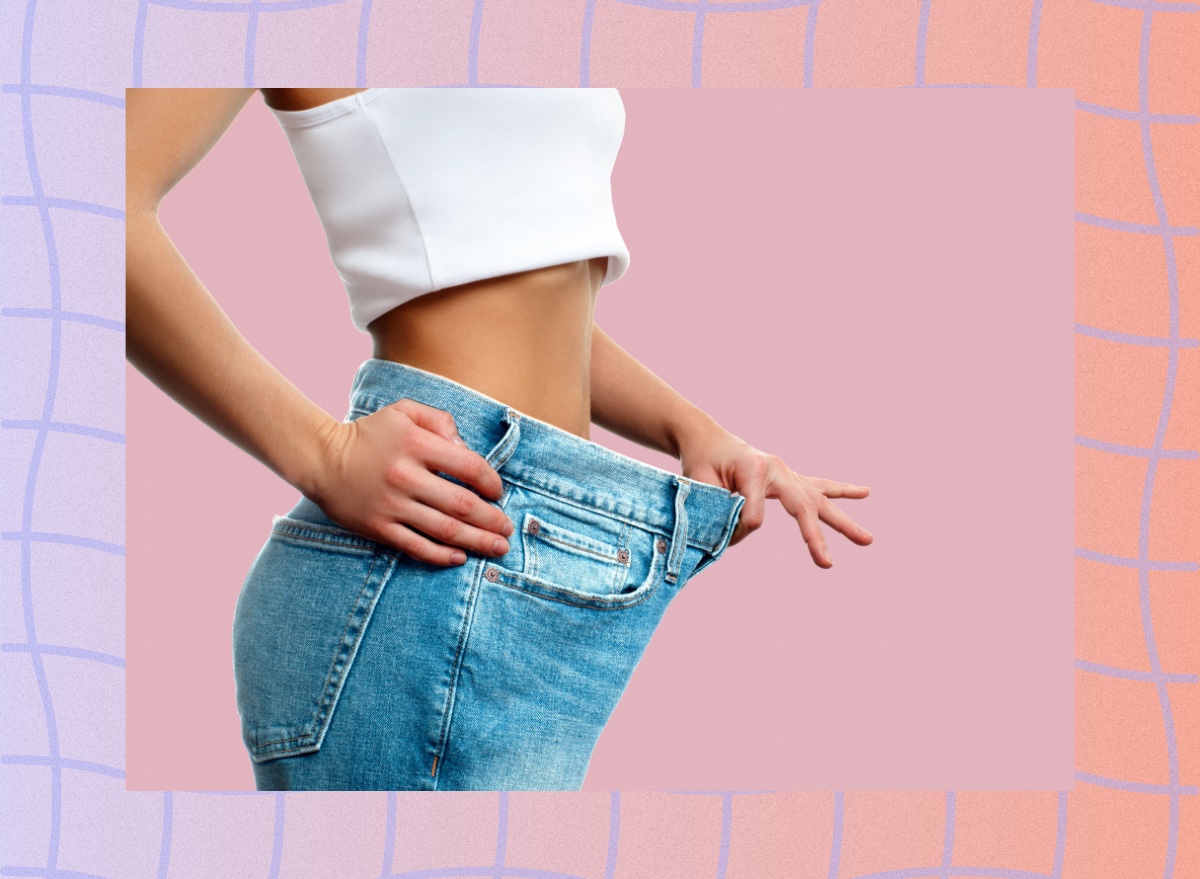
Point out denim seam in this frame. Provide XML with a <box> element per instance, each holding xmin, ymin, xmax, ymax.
<box><xmin>272</xmin><ymin>519</ymin><xmax>389</xmax><ymax>555</ymax></box>
<box><xmin>536</xmin><ymin>530</ymin><xmax>626</xmax><ymax>563</ymax></box>
<box><xmin>250</xmin><ymin>740</ymin><xmax>319</xmax><ymax>762</ymax></box>
<box><xmin>515</xmin><ymin>488</ymin><xmax>641</xmax><ymax>603</ymax></box>
<box><xmin>250</xmin><ymin>551</ymin><xmax>382</xmax><ymax>752</ymax></box>
<box><xmin>489</xmin><ymin>539</ymin><xmax>665</xmax><ymax>611</ymax></box>
<box><xmin>689</xmin><ymin>494</ymin><xmax>747</xmax><ymax>582</ymax></box>
<box><xmin>510</xmin><ymin>479</ymin><xmax>656</xmax><ymax>541</ymax></box>
<box><xmin>247</xmin><ymin>551</ymin><xmax>385</xmax><ymax>757</ymax></box>
<box><xmin>271</xmin><ymin>518</ymin><xmax>424</xmax><ymax>565</ymax></box>
<box><xmin>609</xmin><ymin>519</ymin><xmax>633</xmax><ymax>594</ymax></box>
<box><xmin>309</xmin><ymin>552</ymin><xmax>394</xmax><ymax>754</ymax></box>
<box><xmin>487</xmin><ymin>413</ymin><xmax>522</xmax><ymax>471</ymax></box>
<box><xmin>665</xmin><ymin>478</ymin><xmax>691</xmax><ymax>585</ymax></box>
<box><xmin>430</xmin><ymin>480</ymin><xmax>516</xmax><ymax>787</ymax></box>
<box><xmin>431</xmin><ymin>568</ymin><xmax>479</xmax><ymax>788</ymax></box>
<box><xmin>526</xmin><ymin>520</ymin><xmax>539</xmax><ymax>580</ymax></box>
<box><xmin>491</xmin><ymin>566</ymin><xmax>659</xmax><ymax>611</ymax></box>
<box><xmin>535</xmin><ymin>521</ymin><xmax>628</xmax><ymax>561</ymax></box>
<box><xmin>500</xmin><ymin>473</ymin><xmax>721</xmax><ymax>555</ymax></box>
<box><xmin>715</xmin><ymin>494</ymin><xmax>746</xmax><ymax>557</ymax></box>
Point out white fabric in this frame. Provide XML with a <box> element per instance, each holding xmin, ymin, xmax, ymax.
<box><xmin>267</xmin><ymin>88</ymin><xmax>631</xmax><ymax>333</ymax></box>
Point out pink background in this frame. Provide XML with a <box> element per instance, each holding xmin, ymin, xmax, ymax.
<box><xmin>126</xmin><ymin>87</ymin><xmax>1074</xmax><ymax>791</ymax></box>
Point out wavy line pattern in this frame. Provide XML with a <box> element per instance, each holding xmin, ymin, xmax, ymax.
<box><xmin>0</xmin><ymin>0</ymin><xmax>1195</xmax><ymax>876</ymax></box>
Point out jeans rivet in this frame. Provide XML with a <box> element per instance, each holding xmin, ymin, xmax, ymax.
<box><xmin>527</xmin><ymin>519</ymin><xmax>540</xmax><ymax>535</ymax></box>
<box><xmin>655</xmin><ymin>538</ymin><xmax>668</xmax><ymax>554</ymax></box>
<box><xmin>617</xmin><ymin>548</ymin><xmax>630</xmax><ymax>564</ymax></box>
<box><xmin>484</xmin><ymin>567</ymin><xmax>499</xmax><ymax>582</ymax></box>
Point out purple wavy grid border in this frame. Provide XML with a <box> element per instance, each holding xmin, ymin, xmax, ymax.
<box><xmin>2</xmin><ymin>0</ymin><xmax>1197</xmax><ymax>875</ymax></box>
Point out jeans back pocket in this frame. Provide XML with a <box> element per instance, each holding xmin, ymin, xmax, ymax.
<box><xmin>231</xmin><ymin>516</ymin><xmax>395</xmax><ymax>762</ymax></box>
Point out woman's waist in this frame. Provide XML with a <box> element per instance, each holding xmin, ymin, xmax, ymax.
<box><xmin>367</xmin><ymin>259</ymin><xmax>603</xmax><ymax>438</ymax></box>
<box><xmin>371</xmin><ymin>350</ymin><xmax>592</xmax><ymax>439</ymax></box>
<box><xmin>343</xmin><ymin>358</ymin><xmax>744</xmax><ymax>556</ymax></box>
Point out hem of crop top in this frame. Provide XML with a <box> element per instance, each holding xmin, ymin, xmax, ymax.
<box><xmin>267</xmin><ymin>88</ymin><xmax>393</xmax><ymax>129</ymax></box>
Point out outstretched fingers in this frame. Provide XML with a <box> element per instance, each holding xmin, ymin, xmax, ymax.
<box><xmin>804</xmin><ymin>475</ymin><xmax>871</xmax><ymax>500</ymax></box>
<box><xmin>769</xmin><ymin>474</ymin><xmax>833</xmax><ymax>568</ymax></box>
<box><xmin>798</xmin><ymin>472</ymin><xmax>873</xmax><ymax>546</ymax></box>
<box><xmin>816</xmin><ymin>499</ymin><xmax>874</xmax><ymax>546</ymax></box>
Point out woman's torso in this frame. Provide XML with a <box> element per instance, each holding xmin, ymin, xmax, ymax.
<box><xmin>261</xmin><ymin>88</ymin><xmax>611</xmax><ymax>440</ymax></box>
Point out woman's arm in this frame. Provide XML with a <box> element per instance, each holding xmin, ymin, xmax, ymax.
<box><xmin>126</xmin><ymin>87</ymin><xmax>335</xmax><ymax>494</ymax></box>
<box><xmin>588</xmin><ymin>322</ymin><xmax>720</xmax><ymax>460</ymax></box>
<box><xmin>126</xmin><ymin>88</ymin><xmax>514</xmax><ymax>566</ymax></box>
<box><xmin>589</xmin><ymin>323</ymin><xmax>873</xmax><ymax>563</ymax></box>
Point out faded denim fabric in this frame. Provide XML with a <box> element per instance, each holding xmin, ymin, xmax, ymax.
<box><xmin>231</xmin><ymin>358</ymin><xmax>746</xmax><ymax>791</ymax></box>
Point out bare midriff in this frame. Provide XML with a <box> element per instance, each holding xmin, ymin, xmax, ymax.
<box><xmin>261</xmin><ymin>88</ymin><xmax>605</xmax><ymax>440</ymax></box>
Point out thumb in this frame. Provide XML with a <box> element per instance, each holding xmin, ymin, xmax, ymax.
<box><xmin>728</xmin><ymin>463</ymin><xmax>766</xmax><ymax>542</ymax></box>
<box><xmin>682</xmin><ymin>462</ymin><xmax>727</xmax><ymax>492</ymax></box>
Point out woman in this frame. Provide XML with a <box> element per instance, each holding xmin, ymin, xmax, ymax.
<box><xmin>126</xmin><ymin>87</ymin><xmax>873</xmax><ymax>791</ymax></box>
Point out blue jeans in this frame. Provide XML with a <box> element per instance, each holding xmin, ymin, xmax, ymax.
<box><xmin>231</xmin><ymin>359</ymin><xmax>746</xmax><ymax>790</ymax></box>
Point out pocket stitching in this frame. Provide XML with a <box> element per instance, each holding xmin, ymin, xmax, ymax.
<box><xmin>521</xmin><ymin>509</ymin><xmax>634</xmax><ymax>597</ymax></box>
<box><xmin>606</xmin><ymin>519</ymin><xmax>634</xmax><ymax>594</ymax></box>
<box><xmin>539</xmin><ymin>531</ymin><xmax>620</xmax><ymax>561</ymax></box>
<box><xmin>499</xmin><ymin>473</ymin><xmax>652</xmax><ymax>537</ymax></box>
<box><xmin>537</xmin><ymin>518</ymin><xmax>635</xmax><ymax>595</ymax></box>
<box><xmin>245</xmin><ymin>548</ymin><xmax>391</xmax><ymax>759</ymax></box>
<box><xmin>525</xmin><ymin>512</ymin><xmax>626</xmax><ymax>564</ymax></box>
<box><xmin>249</xmin><ymin>550</ymin><xmax>379</xmax><ymax>751</ymax></box>
<box><xmin>430</xmin><ymin>475</ymin><xmax>519</xmax><ymax>786</ymax></box>
<box><xmin>272</xmin><ymin>515</ymin><xmax>399</xmax><ymax>559</ymax></box>
<box><xmin>488</xmin><ymin>536</ymin><xmax>665</xmax><ymax>611</ymax></box>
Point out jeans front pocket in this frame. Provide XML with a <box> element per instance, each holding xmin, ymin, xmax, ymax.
<box><xmin>231</xmin><ymin>515</ymin><xmax>396</xmax><ymax>763</ymax></box>
<box><xmin>520</xmin><ymin>508</ymin><xmax>629</xmax><ymax>595</ymax></box>
<box><xmin>442</xmin><ymin>489</ymin><xmax>675</xmax><ymax>789</ymax></box>
<box><xmin>488</xmin><ymin>484</ymin><xmax>666</xmax><ymax>609</ymax></box>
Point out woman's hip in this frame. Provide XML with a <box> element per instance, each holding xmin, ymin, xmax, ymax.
<box><xmin>231</xmin><ymin>358</ymin><xmax>746</xmax><ymax>789</ymax></box>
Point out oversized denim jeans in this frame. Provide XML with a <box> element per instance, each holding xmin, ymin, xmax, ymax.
<box><xmin>231</xmin><ymin>359</ymin><xmax>746</xmax><ymax>791</ymax></box>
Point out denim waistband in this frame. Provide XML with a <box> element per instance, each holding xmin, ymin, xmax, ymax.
<box><xmin>347</xmin><ymin>358</ymin><xmax>745</xmax><ymax>563</ymax></box>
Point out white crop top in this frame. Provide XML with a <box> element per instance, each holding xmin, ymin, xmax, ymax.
<box><xmin>266</xmin><ymin>88</ymin><xmax>632</xmax><ymax>332</ymax></box>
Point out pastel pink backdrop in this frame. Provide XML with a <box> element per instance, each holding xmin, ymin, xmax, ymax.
<box><xmin>126</xmin><ymin>88</ymin><xmax>1075</xmax><ymax>790</ymax></box>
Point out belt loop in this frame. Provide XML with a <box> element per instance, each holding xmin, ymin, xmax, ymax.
<box><xmin>486</xmin><ymin>407</ymin><xmax>522</xmax><ymax>472</ymax></box>
<box><xmin>665</xmin><ymin>477</ymin><xmax>691</xmax><ymax>584</ymax></box>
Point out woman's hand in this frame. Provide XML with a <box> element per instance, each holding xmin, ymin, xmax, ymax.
<box><xmin>676</xmin><ymin>422</ymin><xmax>873</xmax><ymax>568</ymax></box>
<box><xmin>305</xmin><ymin>398</ymin><xmax>516</xmax><ymax>567</ymax></box>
